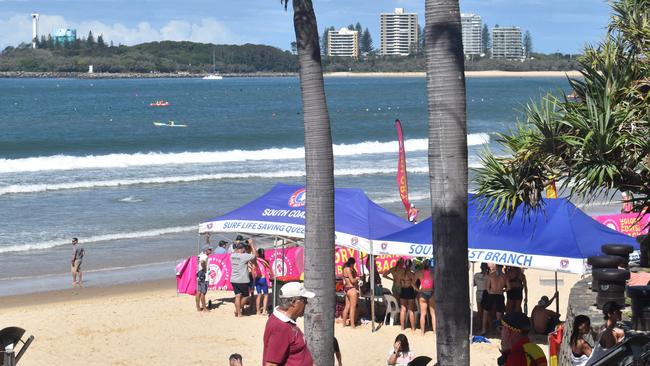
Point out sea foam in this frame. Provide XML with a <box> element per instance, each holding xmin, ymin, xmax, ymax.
<box><xmin>0</xmin><ymin>225</ymin><xmax>196</xmax><ymax>254</ymax></box>
<box><xmin>0</xmin><ymin>167</ymin><xmax>431</xmax><ymax>196</ymax></box>
<box><xmin>0</xmin><ymin>135</ymin><xmax>489</xmax><ymax>174</ymax></box>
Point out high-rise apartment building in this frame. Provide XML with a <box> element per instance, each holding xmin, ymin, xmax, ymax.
<box><xmin>460</xmin><ymin>13</ymin><xmax>482</xmax><ymax>56</ymax></box>
<box><xmin>380</xmin><ymin>8</ymin><xmax>418</xmax><ymax>56</ymax></box>
<box><xmin>328</xmin><ymin>28</ymin><xmax>359</xmax><ymax>58</ymax></box>
<box><xmin>53</xmin><ymin>28</ymin><xmax>77</xmax><ymax>45</ymax></box>
<box><xmin>491</xmin><ymin>27</ymin><xmax>524</xmax><ymax>60</ymax></box>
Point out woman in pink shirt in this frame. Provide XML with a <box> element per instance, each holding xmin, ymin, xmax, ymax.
<box><xmin>415</xmin><ymin>259</ymin><xmax>436</xmax><ymax>334</ymax></box>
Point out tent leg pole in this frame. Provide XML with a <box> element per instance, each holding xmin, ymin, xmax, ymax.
<box><xmin>370</xmin><ymin>251</ymin><xmax>375</xmax><ymax>332</ymax></box>
<box><xmin>470</xmin><ymin>262</ymin><xmax>474</xmax><ymax>341</ymax></box>
<box><xmin>273</xmin><ymin>239</ymin><xmax>278</xmax><ymax>310</ymax></box>
<box><xmin>555</xmin><ymin>271</ymin><xmax>559</xmax><ymax>315</ymax></box>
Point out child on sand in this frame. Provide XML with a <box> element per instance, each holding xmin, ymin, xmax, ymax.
<box><xmin>196</xmin><ymin>260</ymin><xmax>208</xmax><ymax>312</ymax></box>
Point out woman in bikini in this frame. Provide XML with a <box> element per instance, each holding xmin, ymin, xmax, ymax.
<box><xmin>341</xmin><ymin>257</ymin><xmax>360</xmax><ymax>328</ymax></box>
<box><xmin>415</xmin><ymin>259</ymin><xmax>436</xmax><ymax>335</ymax></box>
<box><xmin>570</xmin><ymin>315</ymin><xmax>593</xmax><ymax>366</ymax></box>
<box><xmin>596</xmin><ymin>301</ymin><xmax>625</xmax><ymax>350</ymax></box>
<box><xmin>253</xmin><ymin>248</ymin><xmax>273</xmax><ymax>315</ymax></box>
<box><xmin>505</xmin><ymin>266</ymin><xmax>527</xmax><ymax>313</ymax></box>
<box><xmin>399</xmin><ymin>259</ymin><xmax>417</xmax><ymax>332</ymax></box>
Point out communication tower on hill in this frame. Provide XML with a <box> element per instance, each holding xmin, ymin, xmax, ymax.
<box><xmin>31</xmin><ymin>13</ymin><xmax>39</xmax><ymax>49</ymax></box>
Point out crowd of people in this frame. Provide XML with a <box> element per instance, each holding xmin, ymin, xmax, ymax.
<box><xmin>335</xmin><ymin>257</ymin><xmax>437</xmax><ymax>334</ymax></box>
<box><xmin>196</xmin><ymin>234</ymin><xmax>273</xmax><ymax>316</ymax></box>
<box><xmin>191</xmin><ymin>236</ymin><xmax>631</xmax><ymax>365</ymax></box>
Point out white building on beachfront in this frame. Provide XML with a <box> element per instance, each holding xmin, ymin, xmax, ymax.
<box><xmin>491</xmin><ymin>26</ymin><xmax>524</xmax><ymax>60</ymax></box>
<box><xmin>380</xmin><ymin>8</ymin><xmax>418</xmax><ymax>56</ymax></box>
<box><xmin>461</xmin><ymin>13</ymin><xmax>482</xmax><ymax>57</ymax></box>
<box><xmin>328</xmin><ymin>28</ymin><xmax>359</xmax><ymax>58</ymax></box>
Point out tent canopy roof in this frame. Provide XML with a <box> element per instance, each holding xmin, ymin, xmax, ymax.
<box><xmin>378</xmin><ymin>195</ymin><xmax>639</xmax><ymax>272</ymax></box>
<box><xmin>199</xmin><ymin>183</ymin><xmax>411</xmax><ymax>252</ymax></box>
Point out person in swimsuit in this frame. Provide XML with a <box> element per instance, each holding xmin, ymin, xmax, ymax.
<box><xmin>196</xmin><ymin>260</ymin><xmax>208</xmax><ymax>312</ymax></box>
<box><xmin>383</xmin><ymin>258</ymin><xmax>404</xmax><ymax>303</ymax></box>
<box><xmin>399</xmin><ymin>259</ymin><xmax>417</xmax><ymax>332</ymax></box>
<box><xmin>415</xmin><ymin>259</ymin><xmax>436</xmax><ymax>335</ymax></box>
<box><xmin>480</xmin><ymin>263</ymin><xmax>507</xmax><ymax>335</ymax></box>
<box><xmin>254</xmin><ymin>248</ymin><xmax>273</xmax><ymax>316</ymax></box>
<box><xmin>531</xmin><ymin>293</ymin><xmax>560</xmax><ymax>334</ymax></box>
<box><xmin>570</xmin><ymin>315</ymin><xmax>593</xmax><ymax>366</ymax></box>
<box><xmin>505</xmin><ymin>266</ymin><xmax>527</xmax><ymax>314</ymax></box>
<box><xmin>341</xmin><ymin>257</ymin><xmax>360</xmax><ymax>328</ymax></box>
<box><xmin>597</xmin><ymin>301</ymin><xmax>625</xmax><ymax>349</ymax></box>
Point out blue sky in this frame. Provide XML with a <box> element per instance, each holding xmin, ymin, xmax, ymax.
<box><xmin>0</xmin><ymin>0</ymin><xmax>611</xmax><ymax>54</ymax></box>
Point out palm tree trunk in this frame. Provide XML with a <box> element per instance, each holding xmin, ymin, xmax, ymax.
<box><xmin>425</xmin><ymin>0</ymin><xmax>470</xmax><ymax>365</ymax></box>
<box><xmin>292</xmin><ymin>1</ymin><xmax>335</xmax><ymax>365</ymax></box>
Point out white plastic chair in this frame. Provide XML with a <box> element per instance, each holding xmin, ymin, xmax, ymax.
<box><xmin>383</xmin><ymin>294</ymin><xmax>400</xmax><ymax>326</ymax></box>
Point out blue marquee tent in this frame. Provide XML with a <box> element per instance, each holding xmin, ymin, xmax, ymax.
<box><xmin>199</xmin><ymin>183</ymin><xmax>412</xmax><ymax>253</ymax></box>
<box><xmin>378</xmin><ymin>195</ymin><xmax>639</xmax><ymax>274</ymax></box>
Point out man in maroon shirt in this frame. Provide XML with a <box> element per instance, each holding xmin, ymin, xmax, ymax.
<box><xmin>262</xmin><ymin>282</ymin><xmax>316</xmax><ymax>366</ymax></box>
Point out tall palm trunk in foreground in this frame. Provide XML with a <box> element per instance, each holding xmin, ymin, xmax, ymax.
<box><xmin>425</xmin><ymin>0</ymin><xmax>470</xmax><ymax>364</ymax></box>
<box><xmin>290</xmin><ymin>0</ymin><xmax>335</xmax><ymax>364</ymax></box>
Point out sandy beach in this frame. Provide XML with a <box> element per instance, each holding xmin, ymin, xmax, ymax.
<box><xmin>1</xmin><ymin>268</ymin><xmax>580</xmax><ymax>366</ymax></box>
<box><xmin>325</xmin><ymin>70</ymin><xmax>581</xmax><ymax>78</ymax></box>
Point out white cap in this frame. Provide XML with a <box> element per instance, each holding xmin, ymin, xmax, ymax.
<box><xmin>279</xmin><ymin>282</ymin><xmax>315</xmax><ymax>298</ymax></box>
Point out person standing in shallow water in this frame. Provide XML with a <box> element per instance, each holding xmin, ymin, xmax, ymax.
<box><xmin>71</xmin><ymin>237</ymin><xmax>84</xmax><ymax>287</ymax></box>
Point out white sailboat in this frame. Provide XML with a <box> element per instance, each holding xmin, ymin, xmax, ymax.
<box><xmin>203</xmin><ymin>50</ymin><xmax>223</xmax><ymax>80</ymax></box>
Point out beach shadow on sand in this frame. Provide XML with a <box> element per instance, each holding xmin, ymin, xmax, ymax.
<box><xmin>206</xmin><ymin>295</ymin><xmax>267</xmax><ymax>316</ymax></box>
<box><xmin>207</xmin><ymin>295</ymin><xmax>233</xmax><ymax>310</ymax></box>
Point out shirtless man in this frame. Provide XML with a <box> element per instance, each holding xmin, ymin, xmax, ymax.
<box><xmin>383</xmin><ymin>258</ymin><xmax>404</xmax><ymax>303</ymax></box>
<box><xmin>398</xmin><ymin>259</ymin><xmax>417</xmax><ymax>331</ymax></box>
<box><xmin>531</xmin><ymin>293</ymin><xmax>560</xmax><ymax>334</ymax></box>
<box><xmin>480</xmin><ymin>263</ymin><xmax>507</xmax><ymax>335</ymax></box>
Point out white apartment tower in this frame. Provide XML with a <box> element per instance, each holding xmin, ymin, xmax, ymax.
<box><xmin>327</xmin><ymin>28</ymin><xmax>359</xmax><ymax>58</ymax></box>
<box><xmin>380</xmin><ymin>8</ymin><xmax>418</xmax><ymax>56</ymax></box>
<box><xmin>491</xmin><ymin>27</ymin><xmax>524</xmax><ymax>60</ymax></box>
<box><xmin>460</xmin><ymin>13</ymin><xmax>482</xmax><ymax>56</ymax></box>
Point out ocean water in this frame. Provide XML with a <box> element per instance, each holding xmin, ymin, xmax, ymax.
<box><xmin>0</xmin><ymin>76</ymin><xmax>573</xmax><ymax>295</ymax></box>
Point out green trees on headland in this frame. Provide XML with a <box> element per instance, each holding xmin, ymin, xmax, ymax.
<box><xmin>1</xmin><ymin>37</ymin><xmax>580</xmax><ymax>74</ymax></box>
<box><xmin>0</xmin><ymin>40</ymin><xmax>299</xmax><ymax>73</ymax></box>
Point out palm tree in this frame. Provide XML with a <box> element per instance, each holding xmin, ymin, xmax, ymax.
<box><xmin>424</xmin><ymin>0</ymin><xmax>470</xmax><ymax>364</ymax></box>
<box><xmin>283</xmin><ymin>0</ymin><xmax>335</xmax><ymax>364</ymax></box>
<box><xmin>473</xmin><ymin>0</ymin><xmax>649</xmax><ymax>262</ymax></box>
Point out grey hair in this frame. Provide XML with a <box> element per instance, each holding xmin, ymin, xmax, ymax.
<box><xmin>277</xmin><ymin>297</ymin><xmax>301</xmax><ymax>310</ymax></box>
